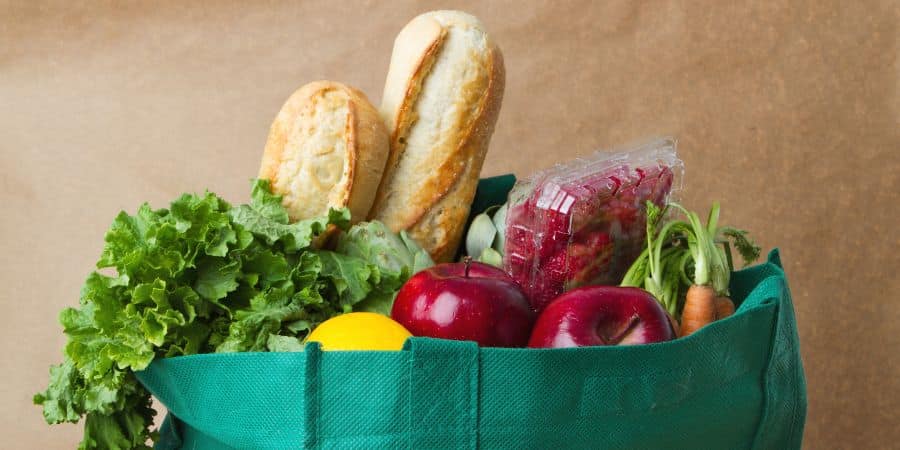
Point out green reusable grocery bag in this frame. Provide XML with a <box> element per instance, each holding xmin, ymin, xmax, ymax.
<box><xmin>136</xmin><ymin>176</ymin><xmax>806</xmax><ymax>450</ymax></box>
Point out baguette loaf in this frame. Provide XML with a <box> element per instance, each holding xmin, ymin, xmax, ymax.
<box><xmin>259</xmin><ymin>81</ymin><xmax>390</xmax><ymax>223</ymax></box>
<box><xmin>370</xmin><ymin>10</ymin><xmax>505</xmax><ymax>262</ymax></box>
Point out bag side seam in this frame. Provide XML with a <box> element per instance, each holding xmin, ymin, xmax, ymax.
<box><xmin>748</xmin><ymin>275</ymin><xmax>785</xmax><ymax>450</ymax></box>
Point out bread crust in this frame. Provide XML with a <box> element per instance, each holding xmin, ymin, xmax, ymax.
<box><xmin>259</xmin><ymin>81</ymin><xmax>389</xmax><ymax>224</ymax></box>
<box><xmin>371</xmin><ymin>11</ymin><xmax>505</xmax><ymax>262</ymax></box>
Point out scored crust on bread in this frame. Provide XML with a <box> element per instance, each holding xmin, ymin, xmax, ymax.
<box><xmin>370</xmin><ymin>10</ymin><xmax>506</xmax><ymax>262</ymax></box>
<box><xmin>259</xmin><ymin>81</ymin><xmax>390</xmax><ymax>224</ymax></box>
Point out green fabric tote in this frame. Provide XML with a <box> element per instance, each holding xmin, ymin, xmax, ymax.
<box><xmin>136</xmin><ymin>176</ymin><xmax>806</xmax><ymax>449</ymax></box>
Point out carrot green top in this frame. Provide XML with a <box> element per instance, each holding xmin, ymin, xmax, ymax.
<box><xmin>622</xmin><ymin>201</ymin><xmax>760</xmax><ymax>316</ymax></box>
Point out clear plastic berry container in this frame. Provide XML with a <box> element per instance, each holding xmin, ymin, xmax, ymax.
<box><xmin>503</xmin><ymin>138</ymin><xmax>683</xmax><ymax>311</ymax></box>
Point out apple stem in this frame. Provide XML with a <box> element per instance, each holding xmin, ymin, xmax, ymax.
<box><xmin>463</xmin><ymin>256</ymin><xmax>472</xmax><ymax>278</ymax></box>
<box><xmin>610</xmin><ymin>314</ymin><xmax>641</xmax><ymax>345</ymax></box>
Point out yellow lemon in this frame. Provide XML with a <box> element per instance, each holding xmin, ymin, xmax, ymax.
<box><xmin>306</xmin><ymin>312</ymin><xmax>412</xmax><ymax>351</ymax></box>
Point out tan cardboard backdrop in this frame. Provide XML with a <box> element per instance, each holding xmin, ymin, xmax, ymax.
<box><xmin>3</xmin><ymin>1</ymin><xmax>898</xmax><ymax>448</ymax></box>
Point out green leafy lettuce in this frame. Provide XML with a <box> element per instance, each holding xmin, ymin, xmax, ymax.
<box><xmin>35</xmin><ymin>179</ymin><xmax>430</xmax><ymax>449</ymax></box>
<box><xmin>334</xmin><ymin>221</ymin><xmax>433</xmax><ymax>314</ymax></box>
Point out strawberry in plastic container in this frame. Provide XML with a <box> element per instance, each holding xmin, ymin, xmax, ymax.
<box><xmin>503</xmin><ymin>138</ymin><xmax>682</xmax><ymax>312</ymax></box>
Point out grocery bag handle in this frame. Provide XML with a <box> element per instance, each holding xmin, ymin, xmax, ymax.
<box><xmin>404</xmin><ymin>337</ymin><xmax>480</xmax><ymax>449</ymax></box>
<box><xmin>303</xmin><ymin>342</ymin><xmax>323</xmax><ymax>449</ymax></box>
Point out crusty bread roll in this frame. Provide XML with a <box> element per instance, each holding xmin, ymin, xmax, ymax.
<box><xmin>259</xmin><ymin>81</ymin><xmax>390</xmax><ymax>223</ymax></box>
<box><xmin>370</xmin><ymin>10</ymin><xmax>505</xmax><ymax>262</ymax></box>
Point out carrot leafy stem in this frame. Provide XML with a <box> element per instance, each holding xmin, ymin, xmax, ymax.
<box><xmin>621</xmin><ymin>201</ymin><xmax>761</xmax><ymax>317</ymax></box>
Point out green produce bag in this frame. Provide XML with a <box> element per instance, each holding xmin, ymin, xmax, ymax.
<box><xmin>136</xmin><ymin>177</ymin><xmax>806</xmax><ymax>450</ymax></box>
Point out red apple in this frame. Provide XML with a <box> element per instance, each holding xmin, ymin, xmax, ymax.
<box><xmin>528</xmin><ymin>286</ymin><xmax>675</xmax><ymax>348</ymax></box>
<box><xmin>391</xmin><ymin>260</ymin><xmax>535</xmax><ymax>347</ymax></box>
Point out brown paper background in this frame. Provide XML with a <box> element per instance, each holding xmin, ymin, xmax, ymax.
<box><xmin>2</xmin><ymin>1</ymin><xmax>898</xmax><ymax>448</ymax></box>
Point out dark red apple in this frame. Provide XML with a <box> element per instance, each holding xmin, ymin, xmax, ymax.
<box><xmin>391</xmin><ymin>260</ymin><xmax>535</xmax><ymax>347</ymax></box>
<box><xmin>528</xmin><ymin>286</ymin><xmax>675</xmax><ymax>348</ymax></box>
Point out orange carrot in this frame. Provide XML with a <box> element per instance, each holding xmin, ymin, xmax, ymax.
<box><xmin>715</xmin><ymin>296</ymin><xmax>735</xmax><ymax>320</ymax></box>
<box><xmin>679</xmin><ymin>285</ymin><xmax>717</xmax><ymax>337</ymax></box>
